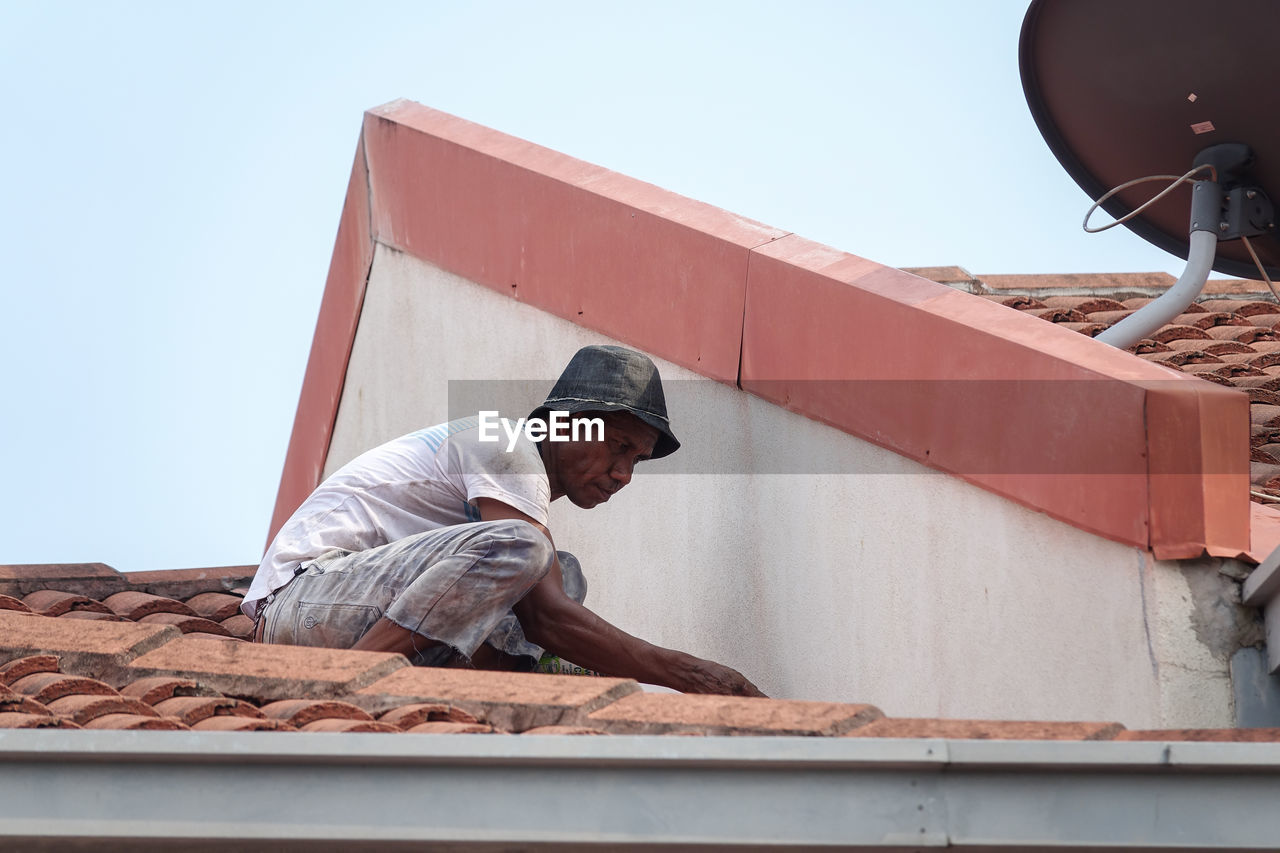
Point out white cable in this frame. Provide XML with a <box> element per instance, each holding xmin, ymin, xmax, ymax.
<box><xmin>1085</xmin><ymin>164</ymin><xmax>1279</xmax><ymax>306</ymax></box>
<box><xmin>1083</xmin><ymin>164</ymin><xmax>1216</xmax><ymax>233</ymax></box>
<box><xmin>1241</xmin><ymin>234</ymin><xmax>1280</xmax><ymax>303</ymax></box>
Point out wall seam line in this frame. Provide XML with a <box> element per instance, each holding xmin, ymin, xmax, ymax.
<box><xmin>739</xmin><ymin>235</ymin><xmax>792</xmax><ymax>390</ymax></box>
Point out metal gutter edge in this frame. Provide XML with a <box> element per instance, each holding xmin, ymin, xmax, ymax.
<box><xmin>3</xmin><ymin>732</ymin><xmax>1280</xmax><ymax>850</ymax></box>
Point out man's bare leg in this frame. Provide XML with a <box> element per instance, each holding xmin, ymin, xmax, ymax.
<box><xmin>352</xmin><ymin>617</ymin><xmax>473</xmax><ymax>667</ymax></box>
<box><xmin>352</xmin><ymin>617</ymin><xmax>531</xmax><ymax>671</ymax></box>
<box><xmin>469</xmin><ymin>643</ymin><xmax>536</xmax><ymax>672</ymax></box>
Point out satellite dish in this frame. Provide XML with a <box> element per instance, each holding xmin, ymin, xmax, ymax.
<box><xmin>1020</xmin><ymin>0</ymin><xmax>1280</xmax><ymax>346</ymax></box>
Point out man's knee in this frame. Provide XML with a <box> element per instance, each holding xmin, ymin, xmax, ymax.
<box><xmin>556</xmin><ymin>550</ymin><xmax>587</xmax><ymax>604</ymax></box>
<box><xmin>477</xmin><ymin>519</ymin><xmax>555</xmax><ymax>582</ymax></box>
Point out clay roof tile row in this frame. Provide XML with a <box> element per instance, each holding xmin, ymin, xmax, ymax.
<box><xmin>0</xmin><ymin>561</ymin><xmax>1276</xmax><ymax>742</ymax></box>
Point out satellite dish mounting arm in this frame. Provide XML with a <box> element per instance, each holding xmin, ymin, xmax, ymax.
<box><xmin>1097</xmin><ymin>144</ymin><xmax>1274</xmax><ymax>349</ymax></box>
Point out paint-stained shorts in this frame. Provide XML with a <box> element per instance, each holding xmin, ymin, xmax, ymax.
<box><xmin>258</xmin><ymin>519</ymin><xmax>587</xmax><ymax>667</ymax></box>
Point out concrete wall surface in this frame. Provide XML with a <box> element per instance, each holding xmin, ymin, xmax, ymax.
<box><xmin>326</xmin><ymin>245</ymin><xmax>1242</xmax><ymax>729</ymax></box>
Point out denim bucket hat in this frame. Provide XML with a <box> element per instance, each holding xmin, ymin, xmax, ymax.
<box><xmin>531</xmin><ymin>345</ymin><xmax>680</xmax><ymax>459</ymax></box>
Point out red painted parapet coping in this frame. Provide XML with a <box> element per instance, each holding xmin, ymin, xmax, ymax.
<box><xmin>739</xmin><ymin>236</ymin><xmax>1249</xmax><ymax>559</ymax></box>
<box><xmin>360</xmin><ymin>100</ymin><xmax>786</xmax><ymax>385</ymax></box>
<box><xmin>267</xmin><ymin>100</ymin><xmax>1252</xmax><ymax>561</ymax></box>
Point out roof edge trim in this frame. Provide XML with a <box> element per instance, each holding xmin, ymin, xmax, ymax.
<box><xmin>4</xmin><ymin>731</ymin><xmax>1280</xmax><ymax>849</ymax></box>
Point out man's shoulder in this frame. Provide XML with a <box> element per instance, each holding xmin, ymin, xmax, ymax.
<box><xmin>445</xmin><ymin>415</ymin><xmax>547</xmax><ymax>478</ymax></box>
<box><xmin>401</xmin><ymin>417</ymin><xmax>482</xmax><ymax>453</ymax></box>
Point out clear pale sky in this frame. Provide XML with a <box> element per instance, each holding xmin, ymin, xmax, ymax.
<box><xmin>1</xmin><ymin>1</ymin><xmax>1195</xmax><ymax>572</ymax></box>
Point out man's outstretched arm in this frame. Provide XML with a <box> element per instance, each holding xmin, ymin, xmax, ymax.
<box><xmin>478</xmin><ymin>499</ymin><xmax>766</xmax><ymax>697</ymax></box>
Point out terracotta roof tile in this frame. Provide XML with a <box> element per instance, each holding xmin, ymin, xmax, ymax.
<box><xmin>0</xmin><ymin>562</ymin><xmax>119</xmax><ymax>589</ymax></box>
<box><xmin>902</xmin><ymin>266</ymin><xmax>976</xmax><ymax>286</ymax></box>
<box><xmin>184</xmin><ymin>592</ymin><xmax>245</xmax><ymax>622</ymax></box>
<box><xmin>586</xmin><ymin>693</ymin><xmax>882</xmax><ymax>736</ymax></box>
<box><xmin>1149</xmin><ymin>325</ymin><xmax>1211</xmax><ymax>343</ymax></box>
<box><xmin>1236</xmin><ymin>376</ymin><xmax>1280</xmax><ymax>390</ymax></box>
<box><xmin>55</xmin><ymin>611</ymin><xmax>125</xmax><ymax>622</ymax></box>
<box><xmin>137</xmin><ymin>612</ymin><xmax>232</xmax><ymax>636</ymax></box>
<box><xmin>9</xmin><ymin>672</ymin><xmax>116</xmax><ymax>704</ymax></box>
<box><xmin>81</xmin><ymin>714</ymin><xmax>188</xmax><ymax>731</ymax></box>
<box><xmin>117</xmin><ymin>565</ymin><xmax>257</xmax><ymax>600</ymax></box>
<box><xmin>977</xmin><ymin>294</ymin><xmax>1046</xmax><ymax>309</ymax></box>
<box><xmin>356</xmin><ymin>667</ymin><xmax>640</xmax><ymax>731</ymax></box>
<box><xmin>21</xmin><ymin>590</ymin><xmax>112</xmax><ymax>617</ymax></box>
<box><xmin>118</xmin><ymin>675</ymin><xmax>214</xmax><ymax>705</ymax></box>
<box><xmin>520</xmin><ymin>724</ymin><xmax>608</xmax><ymax>736</ymax></box>
<box><xmin>0</xmin><ymin>654</ymin><xmax>60</xmax><ymax>686</ymax></box>
<box><xmin>1057</xmin><ymin>321</ymin><xmax>1108</xmax><ymax>337</ymax></box>
<box><xmin>180</xmin><ymin>631</ymin><xmax>248</xmax><ymax>643</ymax></box>
<box><xmin>1205</xmin><ymin>325</ymin><xmax>1278</xmax><ymax>342</ymax></box>
<box><xmin>1145</xmin><ymin>351</ymin><xmax>1220</xmax><ymax>366</ymax></box>
<box><xmin>1184</xmin><ymin>363</ymin><xmax>1266</xmax><ymax>379</ymax></box>
<box><xmin>1174</xmin><ymin>312</ymin><xmax>1253</xmax><ymax>330</ymax></box>
<box><xmin>151</xmin><ymin>696</ymin><xmax>263</xmax><ymax>726</ymax></box>
<box><xmin>259</xmin><ymin>699</ymin><xmax>374</xmax><ymax>727</ymax></box>
<box><xmin>1252</xmin><ymin>425</ymin><xmax>1280</xmax><ymax>447</ymax></box>
<box><xmin>103</xmin><ymin>591</ymin><xmax>197</xmax><ymax>620</ymax></box>
<box><xmin>125</xmin><ymin>635</ymin><xmax>405</xmax><ymax>702</ymax></box>
<box><xmin>0</xmin><ymin>712</ymin><xmax>77</xmax><ymax>729</ymax></box>
<box><xmin>0</xmin><ymin>695</ymin><xmax>53</xmax><ymax>717</ymax></box>
<box><xmin>1251</xmin><ymin>463</ymin><xmax>1280</xmax><ymax>489</ymax></box>
<box><xmin>1200</xmin><ymin>299</ymin><xmax>1280</xmax><ymax>316</ymax></box>
<box><xmin>977</xmin><ymin>272</ymin><xmax>1175</xmax><ymax>293</ymax></box>
<box><xmin>1082</xmin><ymin>309</ymin><xmax>1131</xmax><ymax>326</ymax></box>
<box><xmin>1181</xmin><ymin>340</ymin><xmax>1255</xmax><ymax>355</ymax></box>
<box><xmin>1027</xmin><ymin>307</ymin><xmax>1087</xmax><ymax>323</ymax></box>
<box><xmin>1040</xmin><ymin>296</ymin><xmax>1127</xmax><ymax>313</ymax></box>
<box><xmin>189</xmin><ymin>716</ymin><xmax>296</xmax><ymax>732</ymax></box>
<box><xmin>1245</xmin><ymin>388</ymin><xmax>1280</xmax><ymax>406</ymax></box>
<box><xmin>1117</xmin><ymin>728</ymin><xmax>1280</xmax><ymax>742</ymax></box>
<box><xmin>843</xmin><ymin>718</ymin><xmax>1123</xmax><ymax>740</ymax></box>
<box><xmin>402</xmin><ymin>720</ymin><xmax>494</xmax><ymax>734</ymax></box>
<box><xmin>0</xmin><ymin>612</ymin><xmax>176</xmax><ymax>682</ymax></box>
<box><xmin>376</xmin><ymin>702</ymin><xmax>479</xmax><ymax>728</ymax></box>
<box><xmin>299</xmin><ymin>718</ymin><xmax>403</xmax><ymax>733</ymax></box>
<box><xmin>220</xmin><ymin>614</ymin><xmax>255</xmax><ymax>640</ymax></box>
<box><xmin>0</xmin><ymin>595</ymin><xmax>30</xmax><ymax>613</ymax></box>
<box><xmin>44</xmin><ymin>694</ymin><xmax>160</xmax><ymax>725</ymax></box>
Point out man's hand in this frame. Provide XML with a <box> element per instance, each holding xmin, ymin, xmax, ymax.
<box><xmin>669</xmin><ymin>651</ymin><xmax>768</xmax><ymax>697</ymax></box>
<box><xmin>475</xmin><ymin>498</ymin><xmax>768</xmax><ymax>698</ymax></box>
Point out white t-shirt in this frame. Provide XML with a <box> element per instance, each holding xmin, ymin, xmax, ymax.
<box><xmin>242</xmin><ymin>417</ymin><xmax>551</xmax><ymax>618</ymax></box>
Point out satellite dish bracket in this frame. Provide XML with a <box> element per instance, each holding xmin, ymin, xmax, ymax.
<box><xmin>1095</xmin><ymin>142</ymin><xmax>1280</xmax><ymax>349</ymax></box>
<box><xmin>1095</xmin><ymin>168</ymin><xmax>1223</xmax><ymax>348</ymax></box>
<box><xmin>1193</xmin><ymin>143</ymin><xmax>1277</xmax><ymax>241</ymax></box>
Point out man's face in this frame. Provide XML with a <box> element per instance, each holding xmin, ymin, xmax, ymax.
<box><xmin>543</xmin><ymin>411</ymin><xmax>660</xmax><ymax>508</ymax></box>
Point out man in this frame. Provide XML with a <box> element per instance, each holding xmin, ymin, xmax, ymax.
<box><xmin>243</xmin><ymin>345</ymin><xmax>764</xmax><ymax>697</ymax></box>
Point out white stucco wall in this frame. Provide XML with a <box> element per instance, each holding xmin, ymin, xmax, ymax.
<box><xmin>326</xmin><ymin>244</ymin><xmax>1235</xmax><ymax>728</ymax></box>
